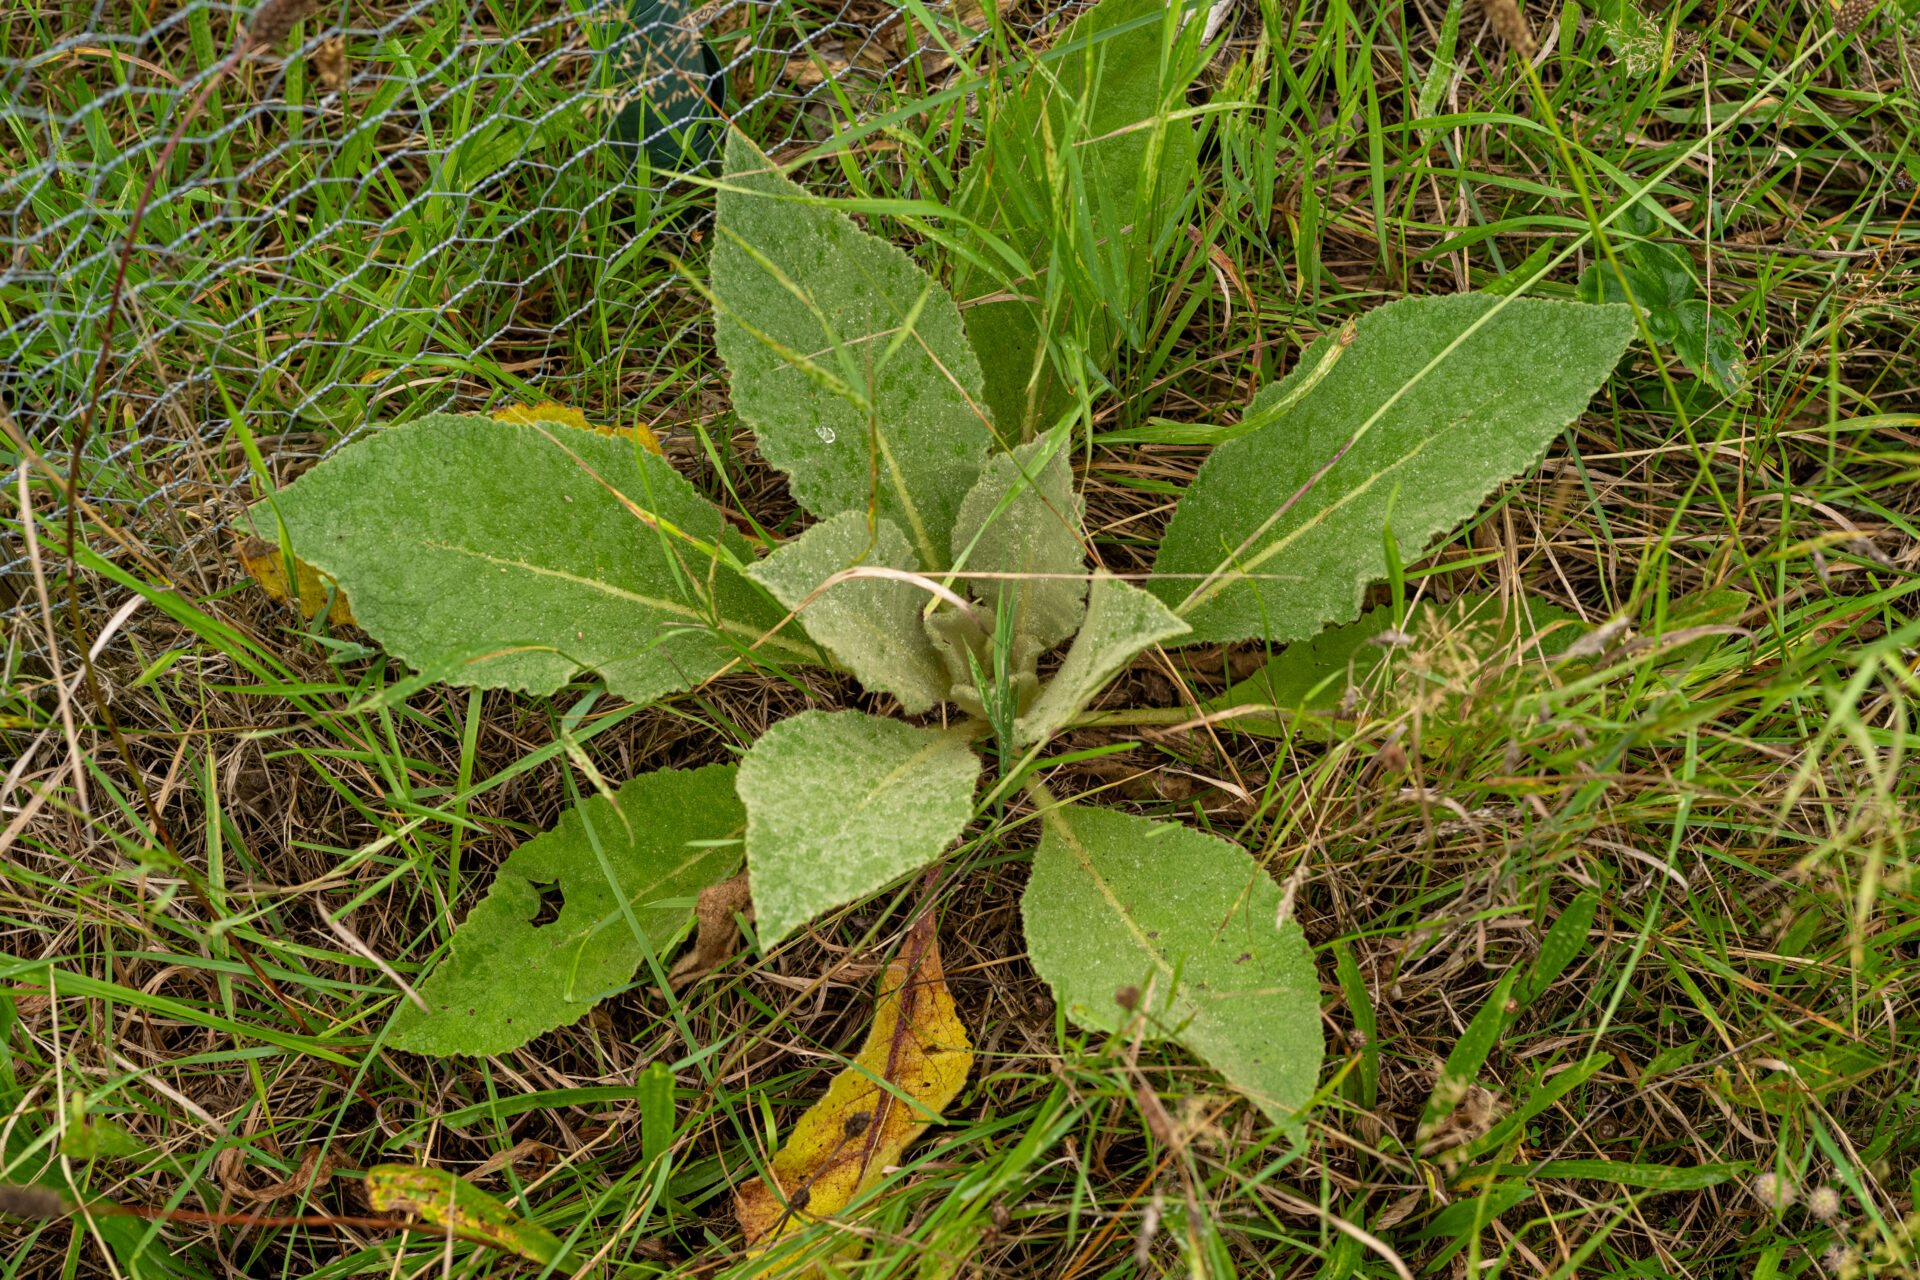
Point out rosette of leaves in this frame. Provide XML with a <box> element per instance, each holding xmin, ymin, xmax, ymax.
<box><xmin>247</xmin><ymin>0</ymin><xmax>1634</xmax><ymax>1127</ymax></box>
<box><xmin>1576</xmin><ymin>200</ymin><xmax>1745</xmax><ymax>394</ymax></box>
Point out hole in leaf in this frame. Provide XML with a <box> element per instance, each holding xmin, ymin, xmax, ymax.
<box><xmin>530</xmin><ymin>881</ymin><xmax>564</xmax><ymax>927</ymax></box>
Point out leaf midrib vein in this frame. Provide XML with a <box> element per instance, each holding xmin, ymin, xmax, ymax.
<box><xmin>423</xmin><ymin>540</ymin><xmax>808</xmax><ymax>655</ymax></box>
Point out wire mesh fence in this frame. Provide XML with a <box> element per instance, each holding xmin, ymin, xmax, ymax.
<box><xmin>1</xmin><ymin>0</ymin><xmax>1041</xmax><ymax>644</ymax></box>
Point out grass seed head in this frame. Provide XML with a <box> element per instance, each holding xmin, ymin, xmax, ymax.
<box><xmin>1751</xmin><ymin>1171</ymin><xmax>1796</xmax><ymax>1212</ymax></box>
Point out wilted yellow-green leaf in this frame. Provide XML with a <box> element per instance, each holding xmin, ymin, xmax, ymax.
<box><xmin>735</xmin><ymin>913</ymin><xmax>972</xmax><ymax>1272</ymax></box>
<box><xmin>364</xmin><ymin>1164</ymin><xmax>563</xmax><ymax>1265</ymax></box>
<box><xmin>491</xmin><ymin>400</ymin><xmax>663</xmax><ymax>455</ymax></box>
<box><xmin>237</xmin><ymin>535</ymin><xmax>356</xmax><ymax>625</ymax></box>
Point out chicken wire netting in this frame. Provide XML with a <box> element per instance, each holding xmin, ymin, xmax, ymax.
<box><xmin>0</xmin><ymin>0</ymin><xmax>1033</xmax><ymax>652</ymax></box>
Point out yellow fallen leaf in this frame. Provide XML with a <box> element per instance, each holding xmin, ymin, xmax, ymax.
<box><xmin>236</xmin><ymin>535</ymin><xmax>355</xmax><ymax>626</ymax></box>
<box><xmin>364</xmin><ymin>1164</ymin><xmax>564</xmax><ymax>1265</ymax></box>
<box><xmin>736</xmin><ymin>912</ymin><xmax>972</xmax><ymax>1274</ymax></box>
<box><xmin>491</xmin><ymin>400</ymin><xmax>663</xmax><ymax>455</ymax></box>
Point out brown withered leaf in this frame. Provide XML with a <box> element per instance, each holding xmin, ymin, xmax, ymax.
<box><xmin>216</xmin><ymin>1145</ymin><xmax>341</xmax><ymax>1203</ymax></box>
<box><xmin>669</xmin><ymin>869</ymin><xmax>752</xmax><ymax>988</ymax></box>
<box><xmin>734</xmin><ymin>912</ymin><xmax>972</xmax><ymax>1273</ymax></box>
<box><xmin>310</xmin><ymin>36</ymin><xmax>347</xmax><ymax>93</ymax></box>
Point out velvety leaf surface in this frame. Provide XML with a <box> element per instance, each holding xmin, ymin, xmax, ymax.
<box><xmin>950</xmin><ymin>436</ymin><xmax>1088</xmax><ymax>658</ymax></box>
<box><xmin>1022</xmin><ymin>803</ymin><xmax>1323</xmax><ymax>1126</ymax></box>
<box><xmin>390</xmin><ymin>763</ymin><xmax>744</xmax><ymax>1056</ymax></box>
<box><xmin>1016</xmin><ymin>573</ymin><xmax>1189</xmax><ymax>746</ymax></box>
<box><xmin>747</xmin><ymin>512</ymin><xmax>951</xmax><ymax>713</ymax></box>
<box><xmin>268</xmin><ymin>413</ymin><xmax>796</xmax><ymax>705</ymax></box>
<box><xmin>1153</xmin><ymin>294</ymin><xmax>1633</xmax><ymax>644</ymax></box>
<box><xmin>735</xmin><ymin>913</ymin><xmax>971</xmax><ymax>1270</ymax></box>
<box><xmin>738</xmin><ymin>711</ymin><xmax>980</xmax><ymax>947</ymax></box>
<box><xmin>712</xmin><ymin>133</ymin><xmax>993</xmax><ymax>565</ymax></box>
<box><xmin>950</xmin><ymin>0</ymin><xmax>1201</xmax><ymax>438</ymax></box>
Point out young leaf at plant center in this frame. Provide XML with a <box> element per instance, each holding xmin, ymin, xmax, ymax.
<box><xmin>735</xmin><ymin>912</ymin><xmax>973</xmax><ymax>1267</ymax></box>
<box><xmin>1154</xmin><ymin>295</ymin><xmax>1633</xmax><ymax>644</ymax></box>
<box><xmin>736</xmin><ymin>711</ymin><xmax>980</xmax><ymax>948</ymax></box>
<box><xmin>390</xmin><ymin>763</ymin><xmax>744</xmax><ymax>1056</ymax></box>
<box><xmin>601</xmin><ymin>0</ymin><xmax>726</xmax><ymax>171</ymax></box>
<box><xmin>711</xmin><ymin>133</ymin><xmax>993</xmax><ymax>566</ymax></box>
<box><xmin>236</xmin><ymin>534</ymin><xmax>355</xmax><ymax>625</ymax></box>
<box><xmin>1022</xmin><ymin>803</ymin><xmax>1322</xmax><ymax>1125</ymax></box>
<box><xmin>491</xmin><ymin>398</ymin><xmax>663</xmax><ymax>455</ymax></box>
<box><xmin>365</xmin><ymin>1164</ymin><xmax>564</xmax><ymax>1265</ymax></box>
<box><xmin>950</xmin><ymin>0</ymin><xmax>1204</xmax><ymax>439</ymax></box>
<box><xmin>1016</xmin><ymin>573</ymin><xmax>1190</xmax><ymax>746</ymax></box>
<box><xmin>950</xmin><ymin>435</ymin><xmax>1089</xmax><ymax>662</ymax></box>
<box><xmin>263</xmin><ymin>413</ymin><xmax>795</xmax><ymax>706</ymax></box>
<box><xmin>746</xmin><ymin>512</ymin><xmax>951</xmax><ymax>713</ymax></box>
<box><xmin>1202</xmin><ymin>594</ymin><xmax>1580</xmax><ymax>739</ymax></box>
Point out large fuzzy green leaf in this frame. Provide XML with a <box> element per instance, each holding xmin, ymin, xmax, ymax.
<box><xmin>391</xmin><ymin>763</ymin><xmax>744</xmax><ymax>1056</ymax></box>
<box><xmin>1154</xmin><ymin>295</ymin><xmax>1633</xmax><ymax>644</ymax></box>
<box><xmin>267</xmin><ymin>413</ymin><xmax>797</xmax><ymax>704</ymax></box>
<box><xmin>712</xmin><ymin>133</ymin><xmax>994</xmax><ymax>566</ymax></box>
<box><xmin>1022</xmin><ymin>803</ymin><xmax>1323</xmax><ymax>1126</ymax></box>
<box><xmin>951</xmin><ymin>436</ymin><xmax>1088</xmax><ymax>658</ymax></box>
<box><xmin>950</xmin><ymin>0</ymin><xmax>1204</xmax><ymax>439</ymax></box>
<box><xmin>738</xmin><ymin>710</ymin><xmax>980</xmax><ymax>947</ymax></box>
<box><xmin>1016</xmin><ymin>573</ymin><xmax>1189</xmax><ymax>746</ymax></box>
<box><xmin>746</xmin><ymin>512</ymin><xmax>951</xmax><ymax>713</ymax></box>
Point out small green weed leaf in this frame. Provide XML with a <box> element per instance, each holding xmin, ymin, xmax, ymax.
<box><xmin>1155</xmin><ymin>295</ymin><xmax>1633</xmax><ymax>644</ymax></box>
<box><xmin>1656</xmin><ymin>585</ymin><xmax>1752</xmax><ymax>669</ymax></box>
<box><xmin>267</xmin><ymin>414</ymin><xmax>793</xmax><ymax>706</ymax></box>
<box><xmin>603</xmin><ymin>0</ymin><xmax>725</xmax><ymax>171</ymax></box>
<box><xmin>1644</xmin><ymin>306</ymin><xmax>1679</xmax><ymax>345</ymax></box>
<box><xmin>1411</xmin><ymin>1181</ymin><xmax>1533</xmax><ymax>1262</ymax></box>
<box><xmin>1016</xmin><ymin>573</ymin><xmax>1189</xmax><ymax>746</ymax></box>
<box><xmin>951</xmin><ymin>436</ymin><xmax>1088</xmax><ymax>659</ymax></box>
<box><xmin>1203</xmin><ymin>594</ymin><xmax>1580</xmax><ymax>738</ymax></box>
<box><xmin>1627</xmin><ymin>241</ymin><xmax>1695</xmax><ymax>304</ymax></box>
<box><xmin>747</xmin><ymin>512</ymin><xmax>951</xmax><ymax>712</ymax></box>
<box><xmin>1615</xmin><ymin>198</ymin><xmax>1658</xmax><ymax>237</ymax></box>
<box><xmin>712</xmin><ymin>133</ymin><xmax>993</xmax><ymax>564</ymax></box>
<box><xmin>1419</xmin><ymin>969</ymin><xmax>1517</xmax><ymax>1152</ymax></box>
<box><xmin>391</xmin><ymin>763</ymin><xmax>744</xmax><ymax>1056</ymax></box>
<box><xmin>1415</xmin><ymin>0</ymin><xmax>1464</xmax><ymax>134</ymax></box>
<box><xmin>639</xmin><ymin>1060</ymin><xmax>674</xmax><ymax>1171</ymax></box>
<box><xmin>1672</xmin><ymin>300</ymin><xmax>1747</xmax><ymax>393</ymax></box>
<box><xmin>1333</xmin><ymin>941</ymin><xmax>1379</xmax><ymax>1109</ymax></box>
<box><xmin>365</xmin><ymin>1164</ymin><xmax>564</xmax><ymax>1265</ymax></box>
<box><xmin>738</xmin><ymin>710</ymin><xmax>981</xmax><ymax>947</ymax></box>
<box><xmin>1483</xmin><ymin>244</ymin><xmax>1554</xmax><ymax>295</ymax></box>
<box><xmin>1023</xmin><ymin>803</ymin><xmax>1323</xmax><ymax>1126</ymax></box>
<box><xmin>1519</xmin><ymin>892</ymin><xmax>1598</xmax><ymax>1006</ymax></box>
<box><xmin>58</xmin><ymin>1111</ymin><xmax>144</xmax><ymax>1162</ymax></box>
<box><xmin>951</xmin><ymin>0</ymin><xmax>1202</xmax><ymax>437</ymax></box>
<box><xmin>1575</xmin><ymin>259</ymin><xmax>1666</xmax><ymax>309</ymax></box>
